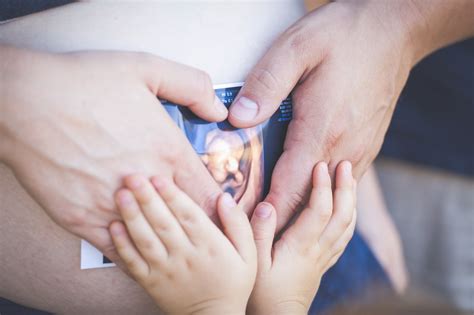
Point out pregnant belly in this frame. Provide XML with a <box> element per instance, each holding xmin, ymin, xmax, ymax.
<box><xmin>0</xmin><ymin>1</ymin><xmax>305</xmax><ymax>83</ymax></box>
<box><xmin>0</xmin><ymin>2</ymin><xmax>304</xmax><ymax>314</ymax></box>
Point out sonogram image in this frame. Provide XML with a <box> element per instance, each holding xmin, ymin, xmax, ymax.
<box><xmin>163</xmin><ymin>104</ymin><xmax>264</xmax><ymax>211</ymax></box>
<box><xmin>161</xmin><ymin>83</ymin><xmax>292</xmax><ymax>212</ymax></box>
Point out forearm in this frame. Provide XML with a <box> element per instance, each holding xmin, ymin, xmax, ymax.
<box><xmin>0</xmin><ymin>44</ymin><xmax>18</xmax><ymax>162</ymax></box>
<box><xmin>405</xmin><ymin>0</ymin><xmax>474</xmax><ymax>63</ymax></box>
<box><xmin>0</xmin><ymin>45</ymin><xmax>49</xmax><ymax>164</ymax></box>
<box><xmin>354</xmin><ymin>0</ymin><xmax>474</xmax><ymax>65</ymax></box>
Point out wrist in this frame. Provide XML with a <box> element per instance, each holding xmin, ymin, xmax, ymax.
<box><xmin>337</xmin><ymin>0</ymin><xmax>421</xmax><ymax>68</ymax></box>
<box><xmin>382</xmin><ymin>0</ymin><xmax>445</xmax><ymax>65</ymax></box>
<box><xmin>343</xmin><ymin>0</ymin><xmax>474</xmax><ymax>66</ymax></box>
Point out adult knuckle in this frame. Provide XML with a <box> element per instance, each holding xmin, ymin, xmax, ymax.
<box><xmin>247</xmin><ymin>67</ymin><xmax>282</xmax><ymax>94</ymax></box>
<box><xmin>124</xmin><ymin>258</ymin><xmax>139</xmax><ymax>272</ymax></box>
<box><xmin>284</xmin><ymin>118</ymin><xmax>314</xmax><ymax>150</ymax></box>
<box><xmin>293</xmin><ymin>183</ymin><xmax>310</xmax><ymax>205</ymax></box>
<box><xmin>284</xmin><ymin>192</ymin><xmax>305</xmax><ymax>217</ymax></box>
<box><xmin>284</xmin><ymin>23</ymin><xmax>310</xmax><ymax>53</ymax></box>
<box><xmin>271</xmin><ymin>177</ymin><xmax>308</xmax><ymax>213</ymax></box>
<box><xmin>323</xmin><ymin>127</ymin><xmax>345</xmax><ymax>152</ymax></box>
<box><xmin>59</xmin><ymin>207</ymin><xmax>88</xmax><ymax>227</ymax></box>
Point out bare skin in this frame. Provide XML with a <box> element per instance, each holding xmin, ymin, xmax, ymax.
<box><xmin>108</xmin><ymin>162</ymin><xmax>356</xmax><ymax>315</ymax></box>
<box><xmin>0</xmin><ymin>3</ymin><xmax>305</xmax><ymax>314</ymax></box>
<box><xmin>230</xmin><ymin>0</ymin><xmax>474</xmax><ymax>231</ymax></box>
<box><xmin>1</xmin><ymin>1</ymin><xmax>410</xmax><ymax>313</ymax></box>
<box><xmin>0</xmin><ymin>45</ymin><xmax>229</xmax><ymax>266</ymax></box>
<box><xmin>0</xmin><ymin>1</ymin><xmax>306</xmax><ymax>268</ymax></box>
<box><xmin>0</xmin><ymin>163</ymin><xmax>160</xmax><ymax>314</ymax></box>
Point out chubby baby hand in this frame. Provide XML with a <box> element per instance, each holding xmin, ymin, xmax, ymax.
<box><xmin>109</xmin><ymin>175</ymin><xmax>257</xmax><ymax>315</ymax></box>
<box><xmin>248</xmin><ymin>161</ymin><xmax>357</xmax><ymax>315</ymax></box>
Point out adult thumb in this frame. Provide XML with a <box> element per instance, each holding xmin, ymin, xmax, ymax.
<box><xmin>228</xmin><ymin>36</ymin><xmax>307</xmax><ymax>128</ymax></box>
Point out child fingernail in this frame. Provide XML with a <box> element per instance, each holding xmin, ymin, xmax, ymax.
<box><xmin>118</xmin><ymin>190</ymin><xmax>133</xmax><ymax>205</ymax></box>
<box><xmin>319</xmin><ymin>161</ymin><xmax>328</xmax><ymax>172</ymax></box>
<box><xmin>151</xmin><ymin>176</ymin><xmax>164</xmax><ymax>190</ymax></box>
<box><xmin>127</xmin><ymin>176</ymin><xmax>142</xmax><ymax>189</ymax></box>
<box><xmin>255</xmin><ymin>203</ymin><xmax>272</xmax><ymax>219</ymax></box>
<box><xmin>110</xmin><ymin>223</ymin><xmax>124</xmax><ymax>236</ymax></box>
<box><xmin>221</xmin><ymin>193</ymin><xmax>237</xmax><ymax>210</ymax></box>
<box><xmin>343</xmin><ymin>161</ymin><xmax>352</xmax><ymax>174</ymax></box>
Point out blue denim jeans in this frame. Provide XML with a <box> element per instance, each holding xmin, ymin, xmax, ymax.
<box><xmin>310</xmin><ymin>231</ymin><xmax>393</xmax><ymax>314</ymax></box>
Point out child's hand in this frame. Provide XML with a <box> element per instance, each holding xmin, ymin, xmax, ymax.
<box><xmin>248</xmin><ymin>161</ymin><xmax>357</xmax><ymax>315</ymax></box>
<box><xmin>109</xmin><ymin>175</ymin><xmax>257</xmax><ymax>315</ymax></box>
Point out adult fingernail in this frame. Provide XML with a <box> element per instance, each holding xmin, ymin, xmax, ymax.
<box><xmin>221</xmin><ymin>193</ymin><xmax>237</xmax><ymax>210</ymax></box>
<box><xmin>255</xmin><ymin>203</ymin><xmax>272</xmax><ymax>219</ymax></box>
<box><xmin>230</xmin><ymin>97</ymin><xmax>258</xmax><ymax>121</ymax></box>
<box><xmin>214</xmin><ymin>95</ymin><xmax>228</xmax><ymax>116</ymax></box>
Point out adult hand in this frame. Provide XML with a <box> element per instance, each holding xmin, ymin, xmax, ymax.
<box><xmin>0</xmin><ymin>46</ymin><xmax>227</xmax><ymax>263</ymax></box>
<box><xmin>228</xmin><ymin>0</ymin><xmax>474</xmax><ymax>230</ymax></box>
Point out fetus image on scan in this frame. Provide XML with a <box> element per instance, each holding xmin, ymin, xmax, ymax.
<box><xmin>164</xmin><ymin>105</ymin><xmax>264</xmax><ymax>210</ymax></box>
